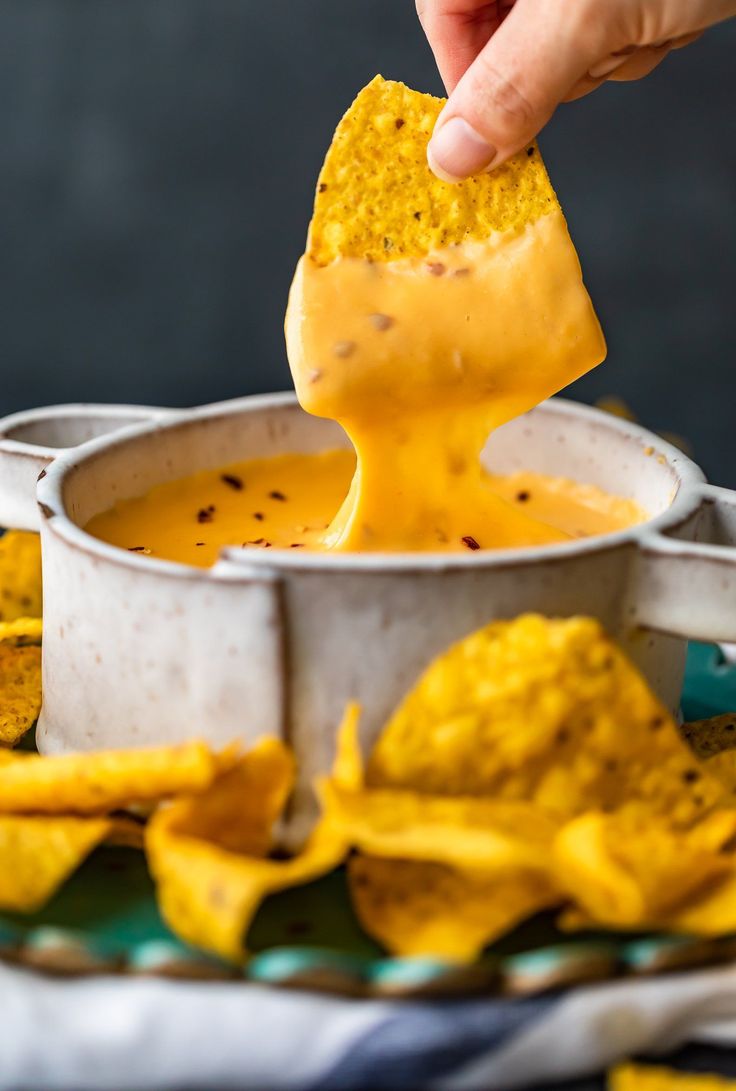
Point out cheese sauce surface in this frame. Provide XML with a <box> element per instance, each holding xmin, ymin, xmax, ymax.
<box><xmin>86</xmin><ymin>449</ymin><xmax>646</xmax><ymax>567</ymax></box>
<box><xmin>284</xmin><ymin>210</ymin><xmax>608</xmax><ymax>551</ymax></box>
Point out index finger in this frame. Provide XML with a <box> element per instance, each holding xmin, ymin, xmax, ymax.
<box><xmin>417</xmin><ymin>0</ymin><xmax>512</xmax><ymax>92</ymax></box>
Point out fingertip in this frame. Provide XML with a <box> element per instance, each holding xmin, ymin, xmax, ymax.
<box><xmin>427</xmin><ymin>116</ymin><xmax>497</xmax><ymax>183</ymax></box>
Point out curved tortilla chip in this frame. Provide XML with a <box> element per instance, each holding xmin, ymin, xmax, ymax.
<box><xmin>145</xmin><ymin>737</ymin><xmax>346</xmax><ymax>962</ymax></box>
<box><xmin>0</xmin><ymin>740</ymin><xmax>226</xmax><ymax>813</ymax></box>
<box><xmin>553</xmin><ymin>810</ymin><xmax>736</xmax><ymax>928</ymax></box>
<box><xmin>319</xmin><ymin>707</ymin><xmax>555</xmax><ymax>871</ymax></box>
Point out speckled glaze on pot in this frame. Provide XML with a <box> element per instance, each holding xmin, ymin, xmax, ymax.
<box><xmin>4</xmin><ymin>394</ymin><xmax>736</xmax><ymax>843</ymax></box>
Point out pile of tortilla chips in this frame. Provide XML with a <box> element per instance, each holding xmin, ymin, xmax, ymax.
<box><xmin>2</xmin><ymin>541</ymin><xmax>736</xmax><ymax>967</ymax></box>
<box><xmin>315</xmin><ymin>615</ymin><xmax>736</xmax><ymax>960</ymax></box>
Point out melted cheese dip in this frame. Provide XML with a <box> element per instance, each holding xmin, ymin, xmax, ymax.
<box><xmin>285</xmin><ymin>211</ymin><xmax>608</xmax><ymax>551</ymax></box>
<box><xmin>86</xmin><ymin>449</ymin><xmax>646</xmax><ymax>567</ymax></box>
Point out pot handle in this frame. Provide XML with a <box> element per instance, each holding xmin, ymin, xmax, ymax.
<box><xmin>631</xmin><ymin>484</ymin><xmax>736</xmax><ymax>643</ymax></box>
<box><xmin>0</xmin><ymin>403</ymin><xmax>178</xmax><ymax>532</ymax></box>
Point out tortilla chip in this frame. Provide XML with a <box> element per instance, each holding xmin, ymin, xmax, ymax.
<box><xmin>349</xmin><ymin>855</ymin><xmax>558</xmax><ymax>961</ymax></box>
<box><xmin>553</xmin><ymin>810</ymin><xmax>736</xmax><ymax>928</ymax></box>
<box><xmin>0</xmin><ymin>814</ymin><xmax>112</xmax><ymax>912</ymax></box>
<box><xmin>308</xmin><ymin>75</ymin><xmax>557</xmax><ymax>265</ymax></box>
<box><xmin>156</xmin><ymin>737</ymin><xmax>296</xmax><ymax>857</ymax></box>
<box><xmin>0</xmin><ymin>617</ymin><xmax>42</xmax><ymax>646</ymax></box>
<box><xmin>682</xmin><ymin>713</ymin><xmax>736</xmax><ymax>761</ymax></box>
<box><xmin>0</xmin><ymin>739</ymin><xmax>226</xmax><ymax>813</ymax></box>
<box><xmin>0</xmin><ymin>531</ymin><xmax>42</xmax><ymax>621</ymax></box>
<box><xmin>368</xmin><ymin>615</ymin><xmax>727</xmax><ymax>827</ymax></box>
<box><xmin>610</xmin><ymin>1064</ymin><xmax>736</xmax><ymax>1090</ymax></box>
<box><xmin>320</xmin><ymin>706</ymin><xmax>556</xmax><ymax>871</ymax></box>
<box><xmin>146</xmin><ymin>740</ymin><xmax>345</xmax><ymax>962</ymax></box>
<box><xmin>0</xmin><ymin>643</ymin><xmax>42</xmax><ymax>747</ymax></box>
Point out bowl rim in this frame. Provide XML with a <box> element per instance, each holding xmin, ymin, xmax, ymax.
<box><xmin>36</xmin><ymin>393</ymin><xmax>707</xmax><ymax>578</ymax></box>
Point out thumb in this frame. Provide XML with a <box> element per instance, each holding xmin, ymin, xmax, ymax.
<box><xmin>428</xmin><ymin>0</ymin><xmax>603</xmax><ymax>181</ymax></box>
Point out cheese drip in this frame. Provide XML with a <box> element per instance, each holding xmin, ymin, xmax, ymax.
<box><xmin>286</xmin><ymin>210</ymin><xmax>607</xmax><ymax>551</ymax></box>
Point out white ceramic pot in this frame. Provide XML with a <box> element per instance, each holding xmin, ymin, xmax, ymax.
<box><xmin>2</xmin><ymin>394</ymin><xmax>736</xmax><ymax>843</ymax></box>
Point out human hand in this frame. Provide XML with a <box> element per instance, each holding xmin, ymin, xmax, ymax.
<box><xmin>421</xmin><ymin>0</ymin><xmax>736</xmax><ymax>180</ymax></box>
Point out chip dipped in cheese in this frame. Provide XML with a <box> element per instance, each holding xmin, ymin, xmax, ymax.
<box><xmin>286</xmin><ymin>76</ymin><xmax>606</xmax><ymax>552</ymax></box>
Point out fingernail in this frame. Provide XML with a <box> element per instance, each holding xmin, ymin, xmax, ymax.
<box><xmin>428</xmin><ymin>117</ymin><xmax>496</xmax><ymax>182</ymax></box>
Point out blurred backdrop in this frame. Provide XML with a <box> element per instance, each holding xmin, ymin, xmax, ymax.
<box><xmin>0</xmin><ymin>1</ymin><xmax>734</xmax><ymax>479</ymax></box>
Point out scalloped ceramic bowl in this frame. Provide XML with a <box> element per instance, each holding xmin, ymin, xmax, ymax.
<box><xmin>2</xmin><ymin>394</ymin><xmax>736</xmax><ymax>843</ymax></box>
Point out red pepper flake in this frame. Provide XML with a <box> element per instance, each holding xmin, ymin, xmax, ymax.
<box><xmin>290</xmin><ymin>543</ymin><xmax>305</xmax><ymax>548</ymax></box>
<box><xmin>195</xmin><ymin>541</ymin><xmax>206</xmax><ymax>547</ymax></box>
<box><xmin>333</xmin><ymin>340</ymin><xmax>356</xmax><ymax>358</ymax></box>
<box><xmin>318</xmin><ymin>182</ymin><xmax>328</xmax><ymax>192</ymax></box>
<box><xmin>244</xmin><ymin>538</ymin><xmax>265</xmax><ymax>546</ymax></box>
<box><xmin>253</xmin><ymin>512</ymin><xmax>265</xmax><ymax>521</ymax></box>
<box><xmin>461</xmin><ymin>535</ymin><xmax>481</xmax><ymax>551</ymax></box>
<box><xmin>527</xmin><ymin>146</ymin><xmax>534</xmax><ymax>156</ymax></box>
<box><xmin>515</xmin><ymin>490</ymin><xmax>530</xmax><ymax>502</ymax></box>
<box><xmin>197</xmin><ymin>508</ymin><xmax>214</xmax><ymax>524</ymax></box>
<box><xmin>269</xmin><ymin>490</ymin><xmax>287</xmax><ymax>502</ymax></box>
<box><xmin>128</xmin><ymin>545</ymin><xmax>148</xmax><ymax>553</ymax></box>
<box><xmin>427</xmin><ymin>262</ymin><xmax>446</xmax><ymax>276</ymax></box>
<box><xmin>221</xmin><ymin>474</ymin><xmax>244</xmax><ymax>491</ymax></box>
<box><xmin>413</xmin><ymin>211</ymin><xmax>422</xmax><ymax>221</ymax></box>
<box><xmin>395</xmin><ymin>118</ymin><xmax>405</xmax><ymax>129</ymax></box>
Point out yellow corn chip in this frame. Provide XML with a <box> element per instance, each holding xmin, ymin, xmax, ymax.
<box><xmin>349</xmin><ymin>855</ymin><xmax>558</xmax><ymax>961</ymax></box>
<box><xmin>0</xmin><ymin>531</ymin><xmax>42</xmax><ymax>621</ymax></box>
<box><xmin>320</xmin><ymin>707</ymin><xmax>556</xmax><ymax>871</ymax></box>
<box><xmin>146</xmin><ymin>740</ymin><xmax>345</xmax><ymax>962</ymax></box>
<box><xmin>682</xmin><ymin>713</ymin><xmax>736</xmax><ymax>761</ymax></box>
<box><xmin>553</xmin><ymin>810</ymin><xmax>736</xmax><ymax>928</ymax></box>
<box><xmin>368</xmin><ymin>615</ymin><xmax>727</xmax><ymax>827</ymax></box>
<box><xmin>148</xmin><ymin>818</ymin><xmax>345</xmax><ymax>964</ymax></box>
<box><xmin>0</xmin><ymin>643</ymin><xmax>42</xmax><ymax>747</ymax></box>
<box><xmin>308</xmin><ymin>75</ymin><xmax>556</xmax><ymax>265</ymax></box>
<box><xmin>157</xmin><ymin>737</ymin><xmax>295</xmax><ymax>856</ymax></box>
<box><xmin>0</xmin><ymin>814</ymin><xmax>112</xmax><ymax>912</ymax></box>
<box><xmin>0</xmin><ymin>739</ymin><xmax>226</xmax><ymax>813</ymax></box>
<box><xmin>0</xmin><ymin>617</ymin><xmax>42</xmax><ymax>646</ymax></box>
<box><xmin>610</xmin><ymin>1064</ymin><xmax>736</xmax><ymax>1090</ymax></box>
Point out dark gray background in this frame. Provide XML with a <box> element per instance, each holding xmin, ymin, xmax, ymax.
<box><xmin>0</xmin><ymin>0</ymin><xmax>734</xmax><ymax>487</ymax></box>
